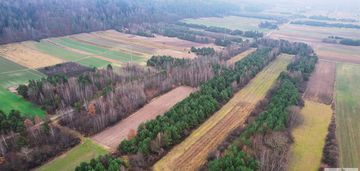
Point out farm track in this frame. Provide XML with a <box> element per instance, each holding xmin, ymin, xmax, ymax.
<box><xmin>153</xmin><ymin>54</ymin><xmax>292</xmax><ymax>171</ymax></box>
<box><xmin>226</xmin><ymin>48</ymin><xmax>257</xmax><ymax>65</ymax></box>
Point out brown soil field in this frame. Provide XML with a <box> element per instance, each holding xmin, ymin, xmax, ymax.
<box><xmin>304</xmin><ymin>60</ymin><xmax>336</xmax><ymax>105</ymax></box>
<box><xmin>226</xmin><ymin>48</ymin><xmax>256</xmax><ymax>65</ymax></box>
<box><xmin>154</xmin><ymin>54</ymin><xmax>292</xmax><ymax>171</ymax></box>
<box><xmin>0</xmin><ymin>43</ymin><xmax>65</xmax><ymax>68</ymax></box>
<box><xmin>269</xmin><ymin>24</ymin><xmax>360</xmax><ymax>64</ymax></box>
<box><xmin>94</xmin><ymin>30</ymin><xmax>202</xmax><ymax>58</ymax></box>
<box><xmin>91</xmin><ymin>86</ymin><xmax>196</xmax><ymax>150</ymax></box>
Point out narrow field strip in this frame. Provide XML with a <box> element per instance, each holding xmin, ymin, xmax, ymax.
<box><xmin>91</xmin><ymin>86</ymin><xmax>196</xmax><ymax>150</ymax></box>
<box><xmin>288</xmin><ymin>101</ymin><xmax>332</xmax><ymax>171</ymax></box>
<box><xmin>335</xmin><ymin>63</ymin><xmax>360</xmax><ymax>168</ymax></box>
<box><xmin>227</xmin><ymin>48</ymin><xmax>257</xmax><ymax>65</ymax></box>
<box><xmin>0</xmin><ymin>43</ymin><xmax>65</xmax><ymax>68</ymax></box>
<box><xmin>153</xmin><ymin>54</ymin><xmax>292</xmax><ymax>171</ymax></box>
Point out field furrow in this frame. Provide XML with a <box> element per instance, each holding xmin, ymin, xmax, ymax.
<box><xmin>153</xmin><ymin>54</ymin><xmax>292</xmax><ymax>171</ymax></box>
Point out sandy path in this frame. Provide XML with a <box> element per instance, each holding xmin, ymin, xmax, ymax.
<box><xmin>153</xmin><ymin>54</ymin><xmax>292</xmax><ymax>171</ymax></box>
<box><xmin>91</xmin><ymin>86</ymin><xmax>196</xmax><ymax>150</ymax></box>
<box><xmin>227</xmin><ymin>48</ymin><xmax>257</xmax><ymax>65</ymax></box>
<box><xmin>304</xmin><ymin>60</ymin><xmax>336</xmax><ymax>104</ymax></box>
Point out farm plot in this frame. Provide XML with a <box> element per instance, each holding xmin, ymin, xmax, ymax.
<box><xmin>335</xmin><ymin>63</ymin><xmax>360</xmax><ymax>168</ymax></box>
<box><xmin>288</xmin><ymin>101</ymin><xmax>332</xmax><ymax>171</ymax></box>
<box><xmin>50</xmin><ymin>37</ymin><xmax>145</xmax><ymax>64</ymax></box>
<box><xmin>95</xmin><ymin>30</ymin><xmax>201</xmax><ymax>59</ymax></box>
<box><xmin>0</xmin><ymin>43</ymin><xmax>65</xmax><ymax>68</ymax></box>
<box><xmin>182</xmin><ymin>16</ymin><xmax>274</xmax><ymax>32</ymax></box>
<box><xmin>269</xmin><ymin>24</ymin><xmax>360</xmax><ymax>64</ymax></box>
<box><xmin>91</xmin><ymin>86</ymin><xmax>196</xmax><ymax>150</ymax></box>
<box><xmin>303</xmin><ymin>60</ymin><xmax>336</xmax><ymax>104</ymax></box>
<box><xmin>0</xmin><ymin>86</ymin><xmax>45</xmax><ymax>118</ymax></box>
<box><xmin>227</xmin><ymin>48</ymin><xmax>257</xmax><ymax>65</ymax></box>
<box><xmin>153</xmin><ymin>54</ymin><xmax>292</xmax><ymax>171</ymax></box>
<box><xmin>36</xmin><ymin>138</ymin><xmax>108</xmax><ymax>171</ymax></box>
<box><xmin>0</xmin><ymin>56</ymin><xmax>44</xmax><ymax>88</ymax></box>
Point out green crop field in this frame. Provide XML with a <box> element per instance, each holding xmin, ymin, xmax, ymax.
<box><xmin>0</xmin><ymin>56</ymin><xmax>44</xmax><ymax>88</ymax></box>
<box><xmin>77</xmin><ymin>57</ymin><xmax>112</xmax><ymax>68</ymax></box>
<box><xmin>34</xmin><ymin>41</ymin><xmax>88</xmax><ymax>61</ymax></box>
<box><xmin>0</xmin><ymin>86</ymin><xmax>45</xmax><ymax>118</ymax></box>
<box><xmin>52</xmin><ymin>38</ymin><xmax>145</xmax><ymax>63</ymax></box>
<box><xmin>36</xmin><ymin>139</ymin><xmax>108</xmax><ymax>171</ymax></box>
<box><xmin>335</xmin><ymin>63</ymin><xmax>360</xmax><ymax>168</ymax></box>
<box><xmin>182</xmin><ymin>16</ymin><xmax>272</xmax><ymax>32</ymax></box>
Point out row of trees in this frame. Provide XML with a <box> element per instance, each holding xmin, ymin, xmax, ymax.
<box><xmin>0</xmin><ymin>110</ymin><xmax>80</xmax><ymax>170</ymax></box>
<box><xmin>190</xmin><ymin>47</ymin><xmax>216</xmax><ymax>56</ymax></box>
<box><xmin>206</xmin><ymin>41</ymin><xmax>318</xmax><ymax>170</ymax></box>
<box><xmin>323</xmin><ymin>36</ymin><xmax>360</xmax><ymax>46</ymax></box>
<box><xmin>75</xmin><ymin>155</ymin><xmax>125</xmax><ymax>171</ymax></box>
<box><xmin>291</xmin><ymin>20</ymin><xmax>360</xmax><ymax>29</ymax></box>
<box><xmin>259</xmin><ymin>21</ymin><xmax>278</xmax><ymax>29</ymax></box>
<box><xmin>146</xmin><ymin>56</ymin><xmax>189</xmax><ymax>70</ymax></box>
<box><xmin>117</xmin><ymin>47</ymin><xmax>279</xmax><ymax>169</ymax></box>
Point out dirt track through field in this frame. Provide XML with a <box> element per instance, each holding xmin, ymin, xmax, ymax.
<box><xmin>91</xmin><ymin>86</ymin><xmax>195</xmax><ymax>150</ymax></box>
<box><xmin>304</xmin><ymin>60</ymin><xmax>336</xmax><ymax>104</ymax></box>
<box><xmin>153</xmin><ymin>54</ymin><xmax>292</xmax><ymax>171</ymax></box>
<box><xmin>227</xmin><ymin>48</ymin><xmax>257</xmax><ymax>65</ymax></box>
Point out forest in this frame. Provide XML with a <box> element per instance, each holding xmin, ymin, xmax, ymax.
<box><xmin>291</xmin><ymin>20</ymin><xmax>360</xmax><ymax>29</ymax></box>
<box><xmin>75</xmin><ymin>155</ymin><xmax>125</xmax><ymax>171</ymax></box>
<box><xmin>0</xmin><ymin>0</ymin><xmax>235</xmax><ymax>44</ymax></box>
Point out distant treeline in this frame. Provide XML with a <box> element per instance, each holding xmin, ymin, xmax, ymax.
<box><xmin>259</xmin><ymin>21</ymin><xmax>278</xmax><ymax>29</ymax></box>
<box><xmin>309</xmin><ymin>15</ymin><xmax>358</xmax><ymax>23</ymax></box>
<box><xmin>292</xmin><ymin>20</ymin><xmax>360</xmax><ymax>29</ymax></box>
<box><xmin>323</xmin><ymin>36</ymin><xmax>360</xmax><ymax>46</ymax></box>
<box><xmin>0</xmin><ymin>0</ymin><xmax>235</xmax><ymax>44</ymax></box>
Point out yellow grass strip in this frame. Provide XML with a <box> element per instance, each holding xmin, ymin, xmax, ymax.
<box><xmin>227</xmin><ymin>48</ymin><xmax>257</xmax><ymax>65</ymax></box>
<box><xmin>288</xmin><ymin>101</ymin><xmax>332</xmax><ymax>171</ymax></box>
<box><xmin>153</xmin><ymin>54</ymin><xmax>292</xmax><ymax>171</ymax></box>
<box><xmin>0</xmin><ymin>43</ymin><xmax>65</xmax><ymax>69</ymax></box>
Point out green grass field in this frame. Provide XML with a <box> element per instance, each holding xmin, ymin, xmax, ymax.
<box><xmin>36</xmin><ymin>139</ymin><xmax>108</xmax><ymax>171</ymax></box>
<box><xmin>0</xmin><ymin>56</ymin><xmax>44</xmax><ymax>88</ymax></box>
<box><xmin>182</xmin><ymin>16</ymin><xmax>272</xmax><ymax>32</ymax></box>
<box><xmin>52</xmin><ymin>37</ymin><xmax>145</xmax><ymax>63</ymax></box>
<box><xmin>335</xmin><ymin>63</ymin><xmax>360</xmax><ymax>168</ymax></box>
<box><xmin>289</xmin><ymin>101</ymin><xmax>332</xmax><ymax>171</ymax></box>
<box><xmin>77</xmin><ymin>57</ymin><xmax>111</xmax><ymax>68</ymax></box>
<box><xmin>0</xmin><ymin>86</ymin><xmax>45</xmax><ymax>118</ymax></box>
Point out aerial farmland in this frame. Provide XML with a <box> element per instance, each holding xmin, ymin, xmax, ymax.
<box><xmin>0</xmin><ymin>0</ymin><xmax>359</xmax><ymax>171</ymax></box>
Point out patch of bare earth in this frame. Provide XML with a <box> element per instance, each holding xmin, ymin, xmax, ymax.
<box><xmin>304</xmin><ymin>60</ymin><xmax>336</xmax><ymax>104</ymax></box>
<box><xmin>91</xmin><ymin>86</ymin><xmax>196</xmax><ymax>150</ymax></box>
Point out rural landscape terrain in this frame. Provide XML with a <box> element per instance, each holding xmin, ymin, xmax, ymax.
<box><xmin>0</xmin><ymin>0</ymin><xmax>359</xmax><ymax>170</ymax></box>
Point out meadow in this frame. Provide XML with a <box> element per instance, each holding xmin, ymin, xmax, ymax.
<box><xmin>288</xmin><ymin>101</ymin><xmax>332</xmax><ymax>171</ymax></box>
<box><xmin>182</xmin><ymin>16</ymin><xmax>272</xmax><ymax>32</ymax></box>
<box><xmin>36</xmin><ymin>138</ymin><xmax>108</xmax><ymax>171</ymax></box>
<box><xmin>335</xmin><ymin>63</ymin><xmax>360</xmax><ymax>168</ymax></box>
<box><xmin>154</xmin><ymin>54</ymin><xmax>292</xmax><ymax>171</ymax></box>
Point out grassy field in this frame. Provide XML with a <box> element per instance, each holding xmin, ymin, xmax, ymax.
<box><xmin>0</xmin><ymin>87</ymin><xmax>45</xmax><ymax>118</ymax></box>
<box><xmin>36</xmin><ymin>138</ymin><xmax>108</xmax><ymax>171</ymax></box>
<box><xmin>52</xmin><ymin>37</ymin><xmax>145</xmax><ymax>64</ymax></box>
<box><xmin>154</xmin><ymin>54</ymin><xmax>292</xmax><ymax>171</ymax></box>
<box><xmin>0</xmin><ymin>56</ymin><xmax>44</xmax><ymax>88</ymax></box>
<box><xmin>335</xmin><ymin>63</ymin><xmax>360</xmax><ymax>168</ymax></box>
<box><xmin>182</xmin><ymin>16</ymin><xmax>272</xmax><ymax>32</ymax></box>
<box><xmin>288</xmin><ymin>101</ymin><xmax>332</xmax><ymax>171</ymax></box>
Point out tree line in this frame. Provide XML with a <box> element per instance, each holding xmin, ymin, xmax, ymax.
<box><xmin>323</xmin><ymin>36</ymin><xmax>360</xmax><ymax>46</ymax></box>
<box><xmin>190</xmin><ymin>47</ymin><xmax>216</xmax><ymax>56</ymax></box>
<box><xmin>117</xmin><ymin>47</ymin><xmax>280</xmax><ymax>169</ymax></box>
<box><xmin>75</xmin><ymin>155</ymin><xmax>125</xmax><ymax>171</ymax></box>
<box><xmin>291</xmin><ymin>20</ymin><xmax>360</xmax><ymax>29</ymax></box>
<box><xmin>206</xmin><ymin>41</ymin><xmax>317</xmax><ymax>171</ymax></box>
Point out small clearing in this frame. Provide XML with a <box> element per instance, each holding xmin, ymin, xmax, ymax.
<box><xmin>91</xmin><ymin>86</ymin><xmax>196</xmax><ymax>150</ymax></box>
<box><xmin>288</xmin><ymin>101</ymin><xmax>332</xmax><ymax>171</ymax></box>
